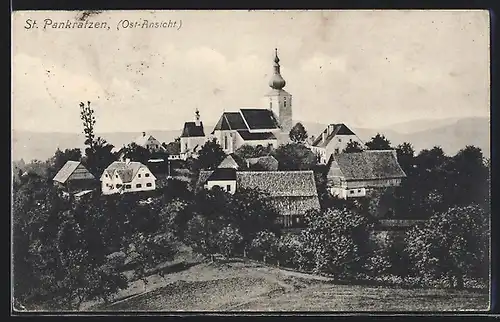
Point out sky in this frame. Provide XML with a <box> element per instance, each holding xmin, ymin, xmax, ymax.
<box><xmin>12</xmin><ymin>10</ymin><xmax>490</xmax><ymax>133</ymax></box>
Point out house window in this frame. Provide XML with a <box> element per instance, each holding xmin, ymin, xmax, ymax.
<box><xmin>350</xmin><ymin>190</ymin><xmax>354</xmax><ymax>194</ymax></box>
<box><xmin>125</xmin><ymin>184</ymin><xmax>131</xmax><ymax>189</ymax></box>
<box><xmin>136</xmin><ymin>184</ymin><xmax>142</xmax><ymax>188</ymax></box>
<box><xmin>185</xmin><ymin>143</ymin><xmax>188</xmax><ymax>151</ymax></box>
<box><xmin>226</xmin><ymin>185</ymin><xmax>231</xmax><ymax>192</ymax></box>
<box><xmin>224</xmin><ymin>135</ymin><xmax>228</xmax><ymax>149</ymax></box>
<box><xmin>349</xmin><ymin>139</ymin><xmax>353</xmax><ymax>143</ymax></box>
<box><xmin>269</xmin><ymin>101</ymin><xmax>272</xmax><ymax>109</ymax></box>
<box><xmin>146</xmin><ymin>183</ymin><xmax>152</xmax><ymax>187</ymax></box>
<box><xmin>335</xmin><ymin>148</ymin><xmax>340</xmax><ymax>154</ymax></box>
<box><xmin>105</xmin><ymin>174</ymin><xmax>108</xmax><ymax>178</ymax></box>
<box><xmin>283</xmin><ymin>97</ymin><xmax>287</xmax><ymax>108</ymax></box>
<box><xmin>358</xmin><ymin>189</ymin><xmax>361</xmax><ymax>193</ymax></box>
<box><xmin>338</xmin><ymin>138</ymin><xmax>342</xmax><ymax>142</ymax></box>
<box><xmin>115</xmin><ymin>175</ymin><xmax>118</xmax><ymax>178</ymax></box>
<box><xmin>116</xmin><ymin>184</ymin><xmax>122</xmax><ymax>188</ymax></box>
<box><xmin>145</xmin><ymin>173</ymin><xmax>150</xmax><ymax>177</ymax></box>
<box><xmin>138</xmin><ymin>174</ymin><xmax>141</xmax><ymax>178</ymax></box>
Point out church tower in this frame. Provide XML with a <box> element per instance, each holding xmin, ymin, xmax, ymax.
<box><xmin>264</xmin><ymin>48</ymin><xmax>293</xmax><ymax>133</ymax></box>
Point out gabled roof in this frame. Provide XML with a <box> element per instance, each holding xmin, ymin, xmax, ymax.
<box><xmin>328</xmin><ymin>150</ymin><xmax>406</xmax><ymax>181</ymax></box>
<box><xmin>236</xmin><ymin>171</ymin><xmax>318</xmax><ymax>197</ymax></box>
<box><xmin>239</xmin><ymin>109</ymin><xmax>280</xmax><ymax>130</ymax></box>
<box><xmin>134</xmin><ymin>133</ymin><xmax>159</xmax><ymax>147</ymax></box>
<box><xmin>237</xmin><ymin>130</ymin><xmax>276</xmax><ymax>141</ymax></box>
<box><xmin>181</xmin><ymin>122</ymin><xmax>205</xmax><ymax>138</ymax></box>
<box><xmin>103</xmin><ymin>161</ymin><xmax>154</xmax><ymax>183</ymax></box>
<box><xmin>53</xmin><ymin>161</ymin><xmax>95</xmax><ymax>184</ymax></box>
<box><xmin>208</xmin><ymin>168</ymin><xmax>237</xmax><ymax>181</ymax></box>
<box><xmin>246</xmin><ymin>156</ymin><xmax>279</xmax><ymax>171</ymax></box>
<box><xmin>212</xmin><ymin>112</ymin><xmax>248</xmax><ymax>133</ymax></box>
<box><xmin>312</xmin><ymin>124</ymin><xmax>357</xmax><ymax>148</ymax></box>
<box><xmin>218</xmin><ymin>155</ymin><xmax>240</xmax><ymax>169</ymax></box>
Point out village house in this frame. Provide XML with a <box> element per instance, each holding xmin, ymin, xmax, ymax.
<box><xmin>326</xmin><ymin>150</ymin><xmax>406</xmax><ymax>199</ymax></box>
<box><xmin>52</xmin><ymin>160</ymin><xmax>96</xmax><ymax>193</ymax></box>
<box><xmin>310</xmin><ymin>123</ymin><xmax>365</xmax><ymax>164</ymax></box>
<box><xmin>196</xmin><ymin>169</ymin><xmax>320</xmax><ymax>228</ymax></box>
<box><xmin>100</xmin><ymin>159</ymin><xmax>157</xmax><ymax>195</ymax></box>
<box><xmin>133</xmin><ymin>132</ymin><xmax>164</xmax><ymax>152</ymax></box>
<box><xmin>180</xmin><ymin>109</ymin><xmax>206</xmax><ymax>160</ymax></box>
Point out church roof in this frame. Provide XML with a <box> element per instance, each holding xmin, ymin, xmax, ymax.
<box><xmin>327</xmin><ymin>150</ymin><xmax>406</xmax><ymax>182</ymax></box>
<box><xmin>181</xmin><ymin>121</ymin><xmax>205</xmax><ymax>137</ymax></box>
<box><xmin>212</xmin><ymin>112</ymin><xmax>248</xmax><ymax>133</ymax></box>
<box><xmin>236</xmin><ymin>130</ymin><xmax>276</xmax><ymax>141</ymax></box>
<box><xmin>53</xmin><ymin>161</ymin><xmax>95</xmax><ymax>184</ymax></box>
<box><xmin>311</xmin><ymin>124</ymin><xmax>357</xmax><ymax>147</ymax></box>
<box><xmin>239</xmin><ymin>109</ymin><xmax>280</xmax><ymax>130</ymax></box>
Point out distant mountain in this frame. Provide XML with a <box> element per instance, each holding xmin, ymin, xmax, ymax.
<box><xmin>351</xmin><ymin>117</ymin><xmax>490</xmax><ymax>157</ymax></box>
<box><xmin>11</xmin><ymin>117</ymin><xmax>490</xmax><ymax>163</ymax></box>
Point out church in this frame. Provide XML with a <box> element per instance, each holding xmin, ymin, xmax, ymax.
<box><xmin>180</xmin><ymin>48</ymin><xmax>293</xmax><ymax>156</ymax></box>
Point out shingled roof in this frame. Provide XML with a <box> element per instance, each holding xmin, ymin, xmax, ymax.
<box><xmin>181</xmin><ymin>122</ymin><xmax>205</xmax><ymax>138</ymax></box>
<box><xmin>236</xmin><ymin>171</ymin><xmax>318</xmax><ymax>197</ymax></box>
<box><xmin>103</xmin><ymin>161</ymin><xmax>153</xmax><ymax>183</ymax></box>
<box><xmin>328</xmin><ymin>150</ymin><xmax>406</xmax><ymax>181</ymax></box>
<box><xmin>246</xmin><ymin>156</ymin><xmax>279</xmax><ymax>171</ymax></box>
<box><xmin>312</xmin><ymin>124</ymin><xmax>357</xmax><ymax>148</ymax></box>
<box><xmin>53</xmin><ymin>161</ymin><xmax>95</xmax><ymax>184</ymax></box>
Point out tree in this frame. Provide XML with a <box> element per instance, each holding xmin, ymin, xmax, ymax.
<box><xmin>250</xmin><ymin>230</ymin><xmax>278</xmax><ymax>263</ymax></box>
<box><xmin>122</xmin><ymin>143</ymin><xmax>151</xmax><ymax>164</ymax></box>
<box><xmin>272</xmin><ymin>143</ymin><xmax>318</xmax><ymax>170</ymax></box>
<box><xmin>365</xmin><ymin>133</ymin><xmax>392</xmax><ymax>150</ymax></box>
<box><xmin>163</xmin><ymin>138</ymin><xmax>181</xmax><ymax>155</ymax></box>
<box><xmin>405</xmin><ymin>204</ymin><xmax>489</xmax><ymax>289</ymax></box>
<box><xmin>300</xmin><ymin>208</ymin><xmax>371</xmax><ymax>277</ymax></box>
<box><xmin>196</xmin><ymin>138</ymin><xmax>226</xmax><ymax>170</ymax></box>
<box><xmin>289</xmin><ymin>122</ymin><xmax>308</xmax><ymax>144</ymax></box>
<box><xmin>446</xmin><ymin>146</ymin><xmax>489</xmax><ymax>208</ymax></box>
<box><xmin>342</xmin><ymin>141</ymin><xmax>364</xmax><ymax>153</ymax></box>
<box><xmin>216</xmin><ymin>224</ymin><xmax>243</xmax><ymax>259</ymax></box>
<box><xmin>79</xmin><ymin>101</ymin><xmax>117</xmax><ymax>176</ymax></box>
<box><xmin>395</xmin><ymin>142</ymin><xmax>415</xmax><ymax>176</ymax></box>
<box><xmin>133</xmin><ymin>233</ymin><xmax>177</xmax><ymax>287</ymax></box>
<box><xmin>234</xmin><ymin>144</ymin><xmax>272</xmax><ymax>160</ymax></box>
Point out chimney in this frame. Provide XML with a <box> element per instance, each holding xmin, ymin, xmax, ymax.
<box><xmin>142</xmin><ymin>132</ymin><xmax>146</xmax><ymax>137</ymax></box>
<box><xmin>327</xmin><ymin>124</ymin><xmax>334</xmax><ymax>135</ymax></box>
<box><xmin>195</xmin><ymin>109</ymin><xmax>201</xmax><ymax>127</ymax></box>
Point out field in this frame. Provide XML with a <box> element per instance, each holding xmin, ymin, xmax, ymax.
<box><xmin>87</xmin><ymin>250</ymin><xmax>489</xmax><ymax>312</ymax></box>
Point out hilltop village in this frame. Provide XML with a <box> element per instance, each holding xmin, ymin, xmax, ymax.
<box><xmin>14</xmin><ymin>48</ymin><xmax>490</xmax><ymax>311</ymax></box>
<box><xmin>50</xmin><ymin>49</ymin><xmax>407</xmax><ymax>229</ymax></box>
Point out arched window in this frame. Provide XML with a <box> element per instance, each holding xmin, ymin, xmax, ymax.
<box><xmin>283</xmin><ymin>97</ymin><xmax>287</xmax><ymax>108</ymax></box>
<box><xmin>224</xmin><ymin>135</ymin><xmax>228</xmax><ymax>149</ymax></box>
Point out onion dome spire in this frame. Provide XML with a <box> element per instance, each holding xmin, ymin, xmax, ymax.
<box><xmin>269</xmin><ymin>48</ymin><xmax>286</xmax><ymax>90</ymax></box>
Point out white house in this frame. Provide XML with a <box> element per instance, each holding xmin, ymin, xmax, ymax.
<box><xmin>309</xmin><ymin>123</ymin><xmax>364</xmax><ymax>164</ymax></box>
<box><xmin>100</xmin><ymin>159</ymin><xmax>157</xmax><ymax>195</ymax></box>
<box><xmin>197</xmin><ymin>168</ymin><xmax>237</xmax><ymax>194</ymax></box>
<box><xmin>133</xmin><ymin>132</ymin><xmax>164</xmax><ymax>152</ymax></box>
